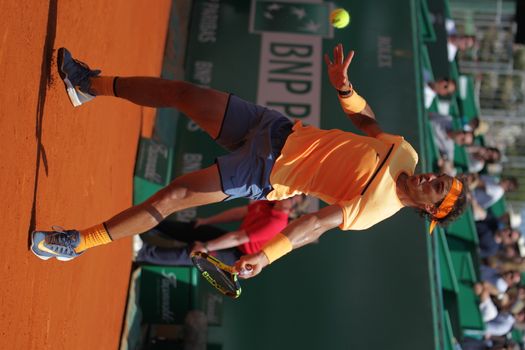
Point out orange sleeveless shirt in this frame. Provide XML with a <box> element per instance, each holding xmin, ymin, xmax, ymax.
<box><xmin>267</xmin><ymin>122</ymin><xmax>418</xmax><ymax>230</ymax></box>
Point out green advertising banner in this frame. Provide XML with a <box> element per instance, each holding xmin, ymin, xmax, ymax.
<box><xmin>140</xmin><ymin>266</ymin><xmax>197</xmax><ymax>324</ymax></box>
<box><xmin>135</xmin><ymin>138</ymin><xmax>172</xmax><ymax>186</ymax></box>
<box><xmin>251</xmin><ymin>1</ymin><xmax>333</xmax><ymax>37</ymax></box>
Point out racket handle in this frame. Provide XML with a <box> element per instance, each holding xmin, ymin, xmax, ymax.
<box><xmin>239</xmin><ymin>264</ymin><xmax>253</xmax><ymax>276</ymax></box>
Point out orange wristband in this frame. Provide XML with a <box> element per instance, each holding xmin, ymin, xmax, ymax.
<box><xmin>262</xmin><ymin>233</ymin><xmax>293</xmax><ymax>264</ymax></box>
<box><xmin>338</xmin><ymin>90</ymin><xmax>366</xmax><ymax>114</ymax></box>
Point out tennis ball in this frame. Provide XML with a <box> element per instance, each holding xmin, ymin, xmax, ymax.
<box><xmin>330</xmin><ymin>8</ymin><xmax>350</xmax><ymax>29</ymax></box>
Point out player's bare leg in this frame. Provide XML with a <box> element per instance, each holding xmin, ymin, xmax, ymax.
<box><xmin>105</xmin><ymin>164</ymin><xmax>227</xmax><ymax>240</ymax></box>
<box><xmin>56</xmin><ymin>47</ymin><xmax>228</xmax><ymax>138</ymax></box>
<box><xmin>31</xmin><ymin>164</ymin><xmax>227</xmax><ymax>261</ymax></box>
<box><xmin>32</xmin><ymin>49</ymin><xmax>231</xmax><ymax>261</ymax></box>
<box><xmin>91</xmin><ymin>77</ymin><xmax>229</xmax><ymax>139</ymax></box>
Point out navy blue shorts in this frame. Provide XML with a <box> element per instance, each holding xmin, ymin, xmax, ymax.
<box><xmin>215</xmin><ymin>95</ymin><xmax>293</xmax><ymax>200</ymax></box>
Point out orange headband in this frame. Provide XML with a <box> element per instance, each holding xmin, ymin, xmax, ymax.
<box><xmin>429</xmin><ymin>178</ymin><xmax>463</xmax><ymax>234</ymax></box>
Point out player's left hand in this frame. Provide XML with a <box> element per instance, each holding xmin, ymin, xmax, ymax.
<box><xmin>190</xmin><ymin>241</ymin><xmax>208</xmax><ymax>255</ymax></box>
<box><xmin>234</xmin><ymin>252</ymin><xmax>269</xmax><ymax>279</ymax></box>
<box><xmin>324</xmin><ymin>43</ymin><xmax>354</xmax><ymax>91</ymax></box>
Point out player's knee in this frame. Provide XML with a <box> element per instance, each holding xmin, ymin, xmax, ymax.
<box><xmin>166</xmin><ymin>185</ymin><xmax>191</xmax><ymax>202</ymax></box>
<box><xmin>152</xmin><ymin>184</ymin><xmax>191</xmax><ymax>214</ymax></box>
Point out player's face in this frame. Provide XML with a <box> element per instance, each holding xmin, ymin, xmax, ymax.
<box><xmin>406</xmin><ymin>173</ymin><xmax>453</xmax><ymax>211</ymax></box>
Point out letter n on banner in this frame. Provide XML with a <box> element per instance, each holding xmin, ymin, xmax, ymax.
<box><xmin>257</xmin><ymin>33</ymin><xmax>321</xmax><ymax>127</ymax></box>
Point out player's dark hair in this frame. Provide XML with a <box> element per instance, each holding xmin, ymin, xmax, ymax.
<box><xmin>415</xmin><ymin>176</ymin><xmax>469</xmax><ymax>228</ymax></box>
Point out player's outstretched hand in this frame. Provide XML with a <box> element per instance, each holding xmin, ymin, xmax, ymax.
<box><xmin>234</xmin><ymin>252</ymin><xmax>269</xmax><ymax>279</ymax></box>
<box><xmin>190</xmin><ymin>241</ymin><xmax>208</xmax><ymax>256</ymax></box>
<box><xmin>323</xmin><ymin>43</ymin><xmax>354</xmax><ymax>91</ymax></box>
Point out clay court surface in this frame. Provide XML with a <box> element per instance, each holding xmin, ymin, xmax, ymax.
<box><xmin>0</xmin><ymin>1</ymin><xmax>171</xmax><ymax>348</ymax></box>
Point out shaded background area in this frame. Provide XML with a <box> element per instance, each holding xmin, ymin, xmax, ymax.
<box><xmin>0</xmin><ymin>1</ymin><xmax>171</xmax><ymax>349</ymax></box>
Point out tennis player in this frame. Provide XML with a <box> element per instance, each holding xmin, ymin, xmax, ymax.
<box><xmin>31</xmin><ymin>44</ymin><xmax>467</xmax><ymax>274</ymax></box>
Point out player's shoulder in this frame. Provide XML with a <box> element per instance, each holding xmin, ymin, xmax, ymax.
<box><xmin>375</xmin><ymin>132</ymin><xmax>404</xmax><ymax>143</ymax></box>
<box><xmin>377</xmin><ymin>133</ymin><xmax>419</xmax><ymax>164</ymax></box>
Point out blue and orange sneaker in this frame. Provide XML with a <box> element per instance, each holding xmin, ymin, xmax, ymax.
<box><xmin>31</xmin><ymin>227</ymin><xmax>83</xmax><ymax>261</ymax></box>
<box><xmin>57</xmin><ymin>47</ymin><xmax>101</xmax><ymax>107</ymax></box>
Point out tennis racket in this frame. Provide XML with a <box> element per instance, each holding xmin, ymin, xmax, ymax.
<box><xmin>190</xmin><ymin>251</ymin><xmax>251</xmax><ymax>298</ymax></box>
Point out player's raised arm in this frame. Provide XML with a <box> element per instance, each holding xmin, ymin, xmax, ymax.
<box><xmin>324</xmin><ymin>43</ymin><xmax>382</xmax><ymax>138</ymax></box>
<box><xmin>190</xmin><ymin>229</ymin><xmax>249</xmax><ymax>255</ymax></box>
<box><xmin>194</xmin><ymin>205</ymin><xmax>248</xmax><ymax>227</ymax></box>
<box><xmin>234</xmin><ymin>204</ymin><xmax>343</xmax><ymax>278</ymax></box>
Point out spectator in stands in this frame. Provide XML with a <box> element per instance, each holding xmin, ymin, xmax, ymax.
<box><xmin>496</xmin><ymin>245</ymin><xmax>523</xmax><ymax>266</ymax></box>
<box><xmin>135</xmin><ymin>196</ymin><xmax>305</xmax><ymax>266</ymax></box>
<box><xmin>431</xmin><ymin>14</ymin><xmax>476</xmax><ymax>60</ymax></box>
<box><xmin>480</xmin><ymin>265</ymin><xmax>521</xmax><ymax>296</ymax></box>
<box><xmin>484</xmin><ymin>307</ymin><xmax>525</xmax><ymax>339</ymax></box>
<box><xmin>466</xmin><ymin>146</ymin><xmax>502</xmax><ymax>174</ymax></box>
<box><xmin>475</xmin><ymin>282</ymin><xmax>500</xmax><ymax>322</ymax></box>
<box><xmin>462</xmin><ymin>117</ymin><xmax>490</xmax><ymax>137</ymax></box>
<box><xmin>464</xmin><ymin>282</ymin><xmax>522</xmax><ymax>349</ymax></box>
<box><xmin>429</xmin><ymin>77</ymin><xmax>457</xmax><ymax>97</ymax></box>
<box><xmin>470</xmin><ymin>284</ymin><xmax>524</xmax><ymax>349</ymax></box>
<box><xmin>460</xmin><ymin>336</ymin><xmax>519</xmax><ymax>350</ymax></box>
<box><xmin>474</xmin><ymin>206</ymin><xmax>521</xmax><ymax>231</ymax></box>
<box><xmin>423</xmin><ymin>74</ymin><xmax>457</xmax><ymax>108</ymax></box>
<box><xmin>463</xmin><ymin>185</ymin><xmax>522</xmax><ymax>229</ymax></box>
<box><xmin>429</xmin><ymin>112</ymin><xmax>475</xmax><ymax>175</ymax></box>
<box><xmin>499</xmin><ymin>207</ymin><xmax>523</xmax><ymax>232</ymax></box>
<box><xmin>504</xmin><ymin>286</ymin><xmax>525</xmax><ymax>317</ymax></box>
<box><xmin>448</xmin><ymin>34</ymin><xmax>476</xmax><ymax>61</ymax></box>
<box><xmin>497</xmin><ymin>256</ymin><xmax>525</xmax><ymax>275</ymax></box>
<box><xmin>473</xmin><ymin>176</ymin><xmax>520</xmax><ymax>210</ymax></box>
<box><xmin>430</xmin><ymin>113</ymin><xmax>475</xmax><ymax>150</ymax></box>
<box><xmin>475</xmin><ymin>282</ymin><xmax>525</xmax><ymax>344</ymax></box>
<box><xmin>477</xmin><ymin>218</ymin><xmax>521</xmax><ymax>260</ymax></box>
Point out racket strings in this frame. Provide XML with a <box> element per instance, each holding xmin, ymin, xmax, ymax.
<box><xmin>194</xmin><ymin>257</ymin><xmax>237</xmax><ymax>293</ymax></box>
